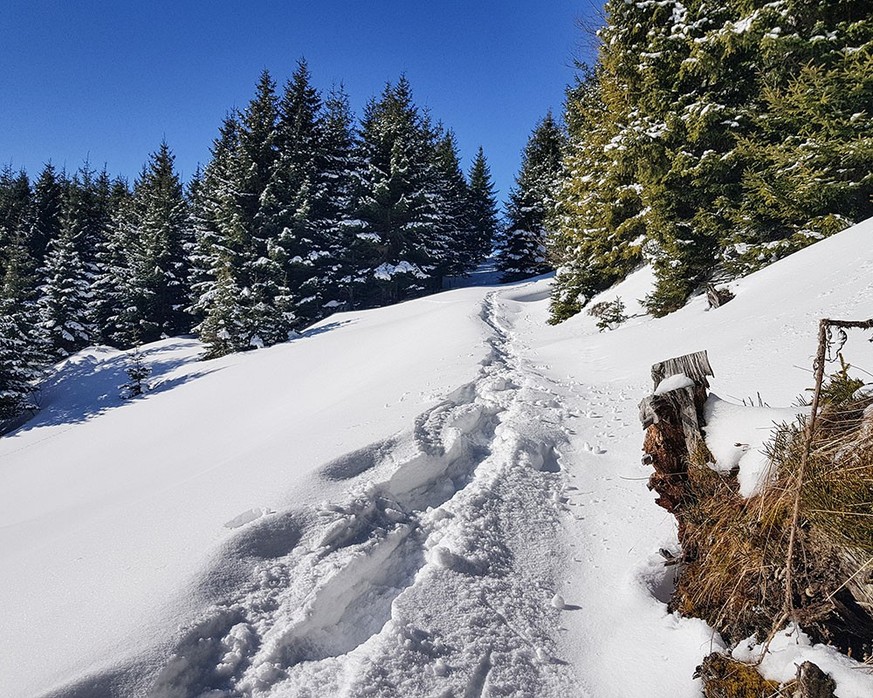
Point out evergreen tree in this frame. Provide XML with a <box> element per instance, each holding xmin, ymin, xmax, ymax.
<box><xmin>0</xmin><ymin>166</ymin><xmax>32</xmax><ymax>279</ymax></box>
<box><xmin>548</xmin><ymin>66</ymin><xmax>646</xmax><ymax>323</ymax></box>
<box><xmin>196</xmin><ymin>264</ymin><xmax>249</xmax><ymax>356</ymax></box>
<box><xmin>194</xmin><ymin>71</ymin><xmax>288</xmax><ymax>356</ymax></box>
<box><xmin>119</xmin><ymin>348</ymin><xmax>152</xmax><ymax>398</ymax></box>
<box><xmin>258</xmin><ymin>60</ymin><xmax>323</xmax><ymax>331</ymax></box>
<box><xmin>190</xmin><ymin>113</ymin><xmax>249</xmax><ymax>357</ymax></box>
<box><xmin>466</xmin><ymin>147</ymin><xmax>500</xmax><ymax>270</ymax></box>
<box><xmin>0</xmin><ymin>229</ymin><xmax>45</xmax><ymax>420</ymax></box>
<box><xmin>497</xmin><ymin>112</ymin><xmax>566</xmax><ymax>282</ymax></box>
<box><xmin>29</xmin><ymin>163</ymin><xmax>65</xmax><ymax>268</ymax></box>
<box><xmin>728</xmin><ymin>0</ymin><xmax>873</xmax><ymax>273</ymax></box>
<box><xmin>350</xmin><ymin>77</ymin><xmax>448</xmax><ymax>307</ymax></box>
<box><xmin>39</xmin><ymin>228</ymin><xmax>93</xmax><ymax>357</ymax></box>
<box><xmin>234</xmin><ymin>70</ymin><xmax>287</xmax><ymax>348</ymax></box>
<box><xmin>39</xmin><ymin>164</ymin><xmax>111</xmax><ymax>357</ymax></box>
<box><xmin>549</xmin><ymin>0</ymin><xmax>871</xmax><ymax>320</ymax></box>
<box><xmin>297</xmin><ymin>84</ymin><xmax>359</xmax><ymax>320</ymax></box>
<box><xmin>93</xmin><ymin>179</ymin><xmax>136</xmax><ymax>346</ymax></box>
<box><xmin>123</xmin><ymin>141</ymin><xmax>193</xmax><ymax>344</ymax></box>
<box><xmin>432</xmin><ymin>129</ymin><xmax>475</xmax><ymax>277</ymax></box>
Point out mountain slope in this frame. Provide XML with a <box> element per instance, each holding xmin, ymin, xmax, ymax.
<box><xmin>2</xmin><ymin>217</ymin><xmax>873</xmax><ymax>697</ymax></box>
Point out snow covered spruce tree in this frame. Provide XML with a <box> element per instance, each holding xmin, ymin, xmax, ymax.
<box><xmin>728</xmin><ymin>0</ymin><xmax>873</xmax><ymax>274</ymax></box>
<box><xmin>549</xmin><ymin>0</ymin><xmax>872</xmax><ymax>320</ymax></box>
<box><xmin>39</xmin><ymin>165</ymin><xmax>113</xmax><ymax>357</ymax></box>
<box><xmin>431</xmin><ymin>129</ymin><xmax>477</xmax><ymax>277</ymax></box>
<box><xmin>234</xmin><ymin>70</ymin><xmax>289</xmax><ymax>349</ymax></box>
<box><xmin>101</xmin><ymin>142</ymin><xmax>192</xmax><ymax>347</ymax></box>
<box><xmin>302</xmin><ymin>85</ymin><xmax>359</xmax><ymax>316</ymax></box>
<box><xmin>189</xmin><ymin>113</ymin><xmax>254</xmax><ymax>357</ymax></box>
<box><xmin>631</xmin><ymin>0</ymin><xmax>754</xmax><ymax>315</ymax></box>
<box><xmin>548</xmin><ymin>64</ymin><xmax>646</xmax><ymax>323</ymax></box>
<box><xmin>497</xmin><ymin>112</ymin><xmax>566</xmax><ymax>282</ymax></box>
<box><xmin>0</xmin><ymin>227</ymin><xmax>47</xmax><ymax>421</ymax></box>
<box><xmin>256</xmin><ymin>62</ymin><xmax>318</xmax><ymax>333</ymax></box>
<box><xmin>92</xmin><ymin>178</ymin><xmax>135</xmax><ymax>346</ymax></box>
<box><xmin>348</xmin><ymin>77</ymin><xmax>452</xmax><ymax>307</ymax></box>
<box><xmin>466</xmin><ymin>146</ymin><xmax>500</xmax><ymax>272</ymax></box>
<box><xmin>192</xmin><ymin>72</ymin><xmax>292</xmax><ymax>356</ymax></box>
<box><xmin>0</xmin><ymin>166</ymin><xmax>32</xmax><ymax>275</ymax></box>
<box><xmin>260</xmin><ymin>62</ymin><xmax>359</xmax><ymax>328</ymax></box>
<box><xmin>28</xmin><ymin>163</ymin><xmax>65</xmax><ymax>270</ymax></box>
<box><xmin>188</xmin><ymin>66</ymin><xmax>493</xmax><ymax>355</ymax></box>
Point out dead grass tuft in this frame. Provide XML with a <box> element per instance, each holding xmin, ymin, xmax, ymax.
<box><xmin>674</xmin><ymin>370</ymin><xmax>873</xmax><ymax>657</ymax></box>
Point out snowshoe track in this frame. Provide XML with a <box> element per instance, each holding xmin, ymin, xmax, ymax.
<box><xmin>150</xmin><ymin>288</ymin><xmax>582</xmax><ymax>697</ymax></box>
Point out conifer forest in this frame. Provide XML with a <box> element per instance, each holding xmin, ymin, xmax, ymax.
<box><xmin>2</xmin><ymin>0</ymin><xmax>872</xmax><ymax>422</ymax></box>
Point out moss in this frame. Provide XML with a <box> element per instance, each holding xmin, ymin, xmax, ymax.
<box><xmin>697</xmin><ymin>653</ymin><xmax>783</xmax><ymax>698</ymax></box>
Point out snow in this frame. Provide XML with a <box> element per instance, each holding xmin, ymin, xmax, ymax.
<box><xmin>4</xmin><ymin>216</ymin><xmax>873</xmax><ymax>696</ymax></box>
<box><xmin>372</xmin><ymin>260</ymin><xmax>427</xmax><ymax>280</ymax></box>
<box><xmin>654</xmin><ymin>372</ymin><xmax>695</xmax><ymax>395</ymax></box>
<box><xmin>703</xmin><ymin>396</ymin><xmax>800</xmax><ymax>496</ymax></box>
<box><xmin>733</xmin><ymin>625</ymin><xmax>873</xmax><ymax>698</ymax></box>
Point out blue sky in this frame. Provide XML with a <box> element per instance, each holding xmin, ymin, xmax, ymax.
<box><xmin>0</xmin><ymin>1</ymin><xmax>599</xmax><ymax>203</ymax></box>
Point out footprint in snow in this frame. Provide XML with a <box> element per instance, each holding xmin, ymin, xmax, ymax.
<box><xmin>223</xmin><ymin>507</ymin><xmax>273</xmax><ymax>529</ymax></box>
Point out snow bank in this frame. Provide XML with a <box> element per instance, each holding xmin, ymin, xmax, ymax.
<box><xmin>0</xmin><ymin>288</ymin><xmax>492</xmax><ymax>697</ymax></box>
<box><xmin>703</xmin><ymin>395</ymin><xmax>800</xmax><ymax>497</ymax></box>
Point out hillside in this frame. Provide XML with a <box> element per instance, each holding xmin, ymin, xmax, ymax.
<box><xmin>2</xmin><ymin>218</ymin><xmax>873</xmax><ymax>697</ymax></box>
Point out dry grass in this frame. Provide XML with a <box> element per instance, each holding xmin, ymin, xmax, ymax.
<box><xmin>673</xmin><ymin>370</ymin><xmax>873</xmax><ymax>657</ymax></box>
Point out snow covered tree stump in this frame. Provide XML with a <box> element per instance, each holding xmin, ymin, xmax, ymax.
<box><xmin>639</xmin><ymin>350</ymin><xmax>714</xmax><ymax>516</ymax></box>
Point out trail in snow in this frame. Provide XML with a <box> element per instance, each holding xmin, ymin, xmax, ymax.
<box><xmin>116</xmin><ymin>287</ymin><xmax>585</xmax><ymax>697</ymax></box>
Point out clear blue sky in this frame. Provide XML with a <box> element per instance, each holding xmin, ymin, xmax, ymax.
<box><xmin>0</xmin><ymin>1</ymin><xmax>599</xmax><ymax>204</ymax></box>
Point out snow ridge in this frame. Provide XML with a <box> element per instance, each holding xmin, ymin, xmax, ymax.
<box><xmin>141</xmin><ymin>289</ymin><xmax>582</xmax><ymax>697</ymax></box>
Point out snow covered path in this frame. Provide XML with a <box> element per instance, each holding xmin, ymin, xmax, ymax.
<box><xmin>143</xmin><ymin>288</ymin><xmax>586</xmax><ymax>697</ymax></box>
<box><xmin>137</xmin><ymin>282</ymin><xmax>728</xmax><ymax>698</ymax></box>
<box><xmin>6</xmin><ymin>278</ymin><xmax>702</xmax><ymax>698</ymax></box>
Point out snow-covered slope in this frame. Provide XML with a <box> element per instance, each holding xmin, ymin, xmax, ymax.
<box><xmin>2</xmin><ymin>218</ymin><xmax>873</xmax><ymax>697</ymax></box>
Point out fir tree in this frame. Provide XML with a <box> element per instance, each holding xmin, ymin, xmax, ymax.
<box><xmin>258</xmin><ymin>60</ymin><xmax>323</xmax><ymax>331</ymax></box>
<box><xmin>93</xmin><ymin>180</ymin><xmax>136</xmax><ymax>346</ymax></box>
<box><xmin>0</xmin><ymin>229</ymin><xmax>45</xmax><ymax>420</ymax></box>
<box><xmin>432</xmin><ymin>129</ymin><xmax>475</xmax><ymax>277</ymax></box>
<box><xmin>297</xmin><ymin>84</ymin><xmax>359</xmax><ymax>320</ymax></box>
<box><xmin>123</xmin><ymin>141</ymin><xmax>193</xmax><ymax>344</ymax></box>
<box><xmin>39</xmin><ymin>164</ymin><xmax>111</xmax><ymax>357</ymax></box>
<box><xmin>235</xmin><ymin>70</ymin><xmax>288</xmax><ymax>348</ymax></box>
<box><xmin>0</xmin><ymin>166</ymin><xmax>32</xmax><ymax>279</ymax></box>
<box><xmin>193</xmin><ymin>72</ymin><xmax>285</xmax><ymax>356</ymax></box>
<box><xmin>29</xmin><ymin>163</ymin><xmax>65</xmax><ymax>268</ymax></box>
<box><xmin>350</xmin><ymin>77</ymin><xmax>448</xmax><ymax>307</ymax></box>
<box><xmin>190</xmin><ymin>113</ymin><xmax>249</xmax><ymax>356</ymax></box>
<box><xmin>466</xmin><ymin>147</ymin><xmax>500</xmax><ymax>270</ymax></box>
<box><xmin>497</xmin><ymin>112</ymin><xmax>566</xmax><ymax>282</ymax></box>
<box><xmin>119</xmin><ymin>348</ymin><xmax>152</xmax><ymax>398</ymax></box>
<box><xmin>728</xmin><ymin>0</ymin><xmax>873</xmax><ymax>273</ymax></box>
<box><xmin>548</xmin><ymin>66</ymin><xmax>646</xmax><ymax>323</ymax></box>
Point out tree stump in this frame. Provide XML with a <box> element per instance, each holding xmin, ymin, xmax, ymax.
<box><xmin>640</xmin><ymin>351</ymin><xmax>714</xmax><ymax>518</ymax></box>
